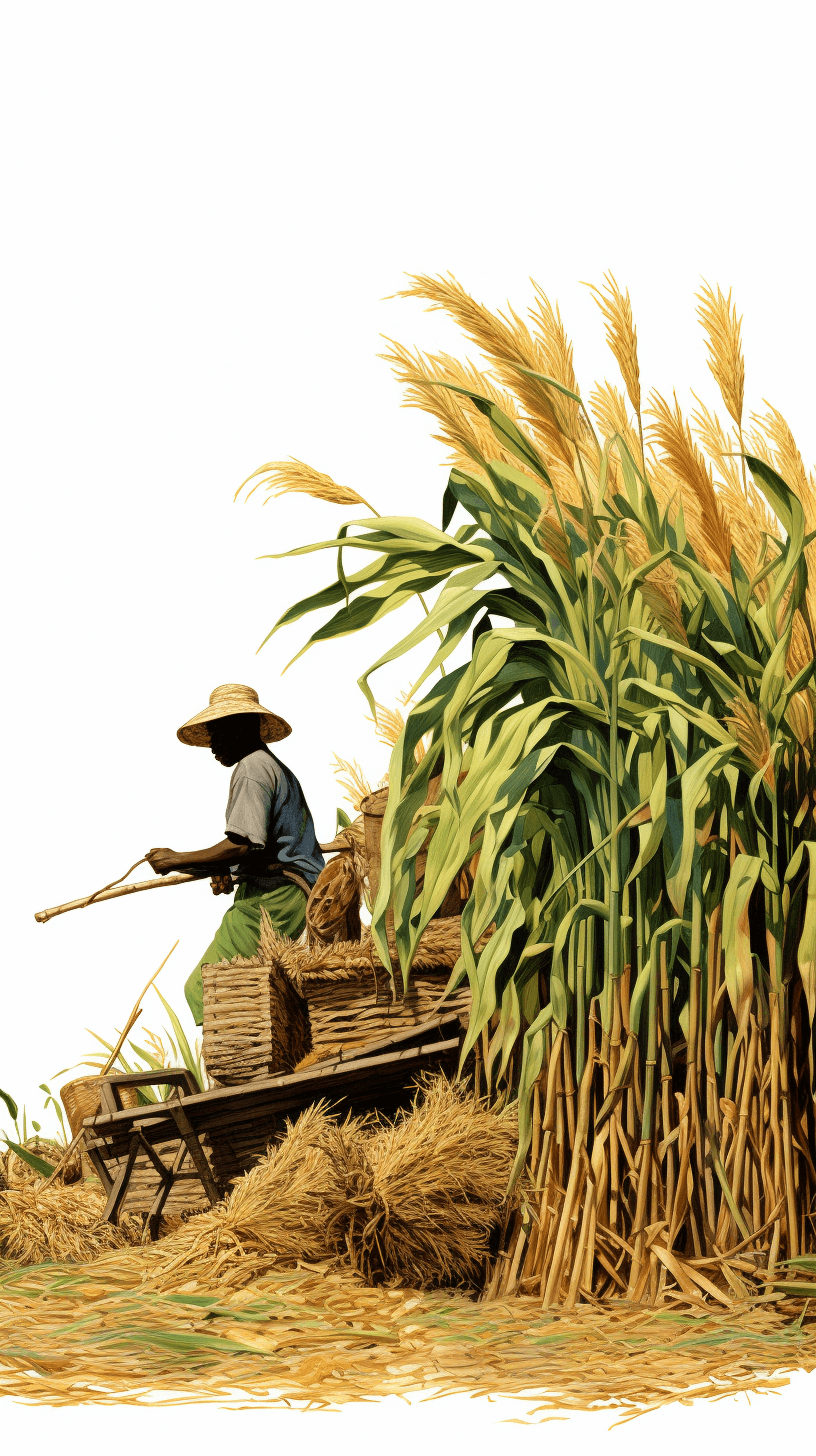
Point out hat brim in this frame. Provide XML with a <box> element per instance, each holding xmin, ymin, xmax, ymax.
<box><xmin>177</xmin><ymin>703</ymin><xmax>292</xmax><ymax>747</ymax></box>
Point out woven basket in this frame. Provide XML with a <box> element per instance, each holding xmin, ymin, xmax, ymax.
<box><xmin>270</xmin><ymin>917</ymin><xmax>480</xmax><ymax>1067</ymax></box>
<box><xmin>60</xmin><ymin>1076</ymin><xmax>140</xmax><ymax>1137</ymax></box>
<box><xmin>202</xmin><ymin>954</ymin><xmax>312</xmax><ymax>1087</ymax></box>
<box><xmin>305</xmin><ymin>852</ymin><xmax>363</xmax><ymax>946</ymax></box>
<box><xmin>299</xmin><ymin>971</ymin><xmax>472</xmax><ymax>1066</ymax></box>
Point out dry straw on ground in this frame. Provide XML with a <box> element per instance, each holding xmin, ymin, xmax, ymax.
<box><xmin>1</xmin><ymin>1252</ymin><xmax>815</xmax><ymax>1414</ymax></box>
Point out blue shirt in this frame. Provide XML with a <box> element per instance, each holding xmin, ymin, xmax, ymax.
<box><xmin>225</xmin><ymin>748</ymin><xmax>324</xmax><ymax>888</ymax></box>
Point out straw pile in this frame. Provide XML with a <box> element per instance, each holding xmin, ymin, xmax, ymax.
<box><xmin>136</xmin><ymin>1077</ymin><xmax>514</xmax><ymax>1291</ymax></box>
<box><xmin>144</xmin><ymin>1103</ymin><xmax>349</xmax><ymax>1288</ymax></box>
<box><xmin>0</xmin><ymin>1180</ymin><xmax>141</xmax><ymax>1263</ymax></box>
<box><xmin>1</xmin><ymin>1140</ymin><xmax>85</xmax><ymax>1188</ymax></box>
<box><xmin>1</xmin><ymin>1254</ymin><xmax>815</xmax><ymax>1413</ymax></box>
<box><xmin>325</xmin><ymin>1077</ymin><xmax>518</xmax><ymax>1287</ymax></box>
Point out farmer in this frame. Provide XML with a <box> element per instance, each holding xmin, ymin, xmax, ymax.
<box><xmin>146</xmin><ymin>683</ymin><xmax>324</xmax><ymax>1025</ymax></box>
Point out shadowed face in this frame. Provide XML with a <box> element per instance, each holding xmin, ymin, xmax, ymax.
<box><xmin>208</xmin><ymin>713</ymin><xmax>265</xmax><ymax>767</ymax></box>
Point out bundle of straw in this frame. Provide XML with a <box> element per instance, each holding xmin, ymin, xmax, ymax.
<box><xmin>305</xmin><ymin>853</ymin><xmax>363</xmax><ymax>946</ymax></box>
<box><xmin>144</xmin><ymin>1103</ymin><xmax>354</xmax><ymax>1289</ymax></box>
<box><xmin>0</xmin><ymin>1182</ymin><xmax>141</xmax><ymax>1264</ymax></box>
<box><xmin>326</xmin><ymin>1077</ymin><xmax>518</xmax><ymax>1287</ymax></box>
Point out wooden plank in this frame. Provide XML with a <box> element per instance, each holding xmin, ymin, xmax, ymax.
<box><xmin>85</xmin><ymin>1142</ymin><xmax>114</xmax><ymax>1194</ymax></box>
<box><xmin>320</xmin><ymin>1010</ymin><xmax>465</xmax><ymax>1062</ymax></box>
<box><xmin>302</xmin><ymin>1011</ymin><xmax>467</xmax><ymax>1071</ymax></box>
<box><xmin>86</xmin><ymin>1032</ymin><xmax>465</xmax><ymax>1194</ymax></box>
<box><xmin>147</xmin><ymin>1142</ymin><xmax>187</xmax><ymax>1240</ymax></box>
<box><xmin>88</xmin><ymin>1035</ymin><xmax>463</xmax><ymax>1135</ymax></box>
<box><xmin>102</xmin><ymin>1069</ymin><xmax>199</xmax><ymax>1094</ymax></box>
<box><xmin>85</xmin><ymin>1045</ymin><xmax>462</xmax><ymax>1160</ymax></box>
<box><xmin>184</xmin><ymin>1048</ymin><xmax>462</xmax><ymax>1144</ymax></box>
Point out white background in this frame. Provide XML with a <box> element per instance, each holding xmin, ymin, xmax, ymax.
<box><xmin>1</xmin><ymin>1</ymin><xmax>814</xmax><ymax>1450</ymax></box>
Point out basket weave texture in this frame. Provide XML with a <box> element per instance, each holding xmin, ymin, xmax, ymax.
<box><xmin>305</xmin><ymin>852</ymin><xmax>363</xmax><ymax>946</ymax></box>
<box><xmin>269</xmin><ymin>915</ymin><xmax>483</xmax><ymax>1067</ymax></box>
<box><xmin>201</xmin><ymin>956</ymin><xmax>312</xmax><ymax>1087</ymax></box>
<box><xmin>199</xmin><ymin>913</ymin><xmax>483</xmax><ymax>1088</ymax></box>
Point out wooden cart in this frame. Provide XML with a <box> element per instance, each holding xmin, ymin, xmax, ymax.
<box><xmin>82</xmin><ymin>1010</ymin><xmax>467</xmax><ymax>1238</ymax></box>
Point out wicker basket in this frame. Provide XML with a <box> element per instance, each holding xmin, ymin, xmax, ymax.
<box><xmin>275</xmin><ymin>918</ymin><xmax>478</xmax><ymax>1066</ymax></box>
<box><xmin>60</xmin><ymin>1076</ymin><xmax>140</xmax><ymax>1137</ymax></box>
<box><xmin>305</xmin><ymin>852</ymin><xmax>363</xmax><ymax>946</ymax></box>
<box><xmin>202</xmin><ymin>954</ymin><xmax>312</xmax><ymax>1087</ymax></box>
<box><xmin>298</xmin><ymin>971</ymin><xmax>472</xmax><ymax>1066</ymax></box>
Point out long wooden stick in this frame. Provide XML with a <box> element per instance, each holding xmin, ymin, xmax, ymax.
<box><xmin>100</xmin><ymin>941</ymin><xmax>180</xmax><ymax>1074</ymax></box>
<box><xmin>35</xmin><ymin>875</ymin><xmax>200</xmax><ymax>923</ymax></box>
<box><xmin>40</xmin><ymin>942</ymin><xmax>179</xmax><ymax>1189</ymax></box>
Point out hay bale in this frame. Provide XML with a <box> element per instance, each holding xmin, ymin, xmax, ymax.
<box><xmin>202</xmin><ymin>953</ymin><xmax>312</xmax><ymax>1086</ymax></box>
<box><xmin>327</xmin><ymin>1078</ymin><xmax>517</xmax><ymax>1287</ymax></box>
<box><xmin>0</xmin><ymin>1182</ymin><xmax>142</xmax><ymax>1264</ymax></box>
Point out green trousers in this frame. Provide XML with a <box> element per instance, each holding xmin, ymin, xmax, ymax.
<box><xmin>184</xmin><ymin>880</ymin><xmax>307</xmax><ymax>1026</ymax></box>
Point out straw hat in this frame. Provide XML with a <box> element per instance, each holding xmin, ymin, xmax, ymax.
<box><xmin>177</xmin><ymin>683</ymin><xmax>292</xmax><ymax>747</ymax></box>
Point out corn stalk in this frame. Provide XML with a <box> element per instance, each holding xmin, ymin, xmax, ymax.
<box><xmin>263</xmin><ymin>286</ymin><xmax>816</xmax><ymax>1303</ymax></box>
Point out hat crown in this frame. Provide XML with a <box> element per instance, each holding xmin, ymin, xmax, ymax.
<box><xmin>209</xmin><ymin>683</ymin><xmax>259</xmax><ymax>707</ymax></box>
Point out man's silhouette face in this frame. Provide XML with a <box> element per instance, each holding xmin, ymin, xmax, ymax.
<box><xmin>208</xmin><ymin>714</ymin><xmax>263</xmax><ymax>767</ymax></box>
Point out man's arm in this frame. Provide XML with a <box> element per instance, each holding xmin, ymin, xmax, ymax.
<box><xmin>146</xmin><ymin>835</ymin><xmax>250</xmax><ymax>876</ymax></box>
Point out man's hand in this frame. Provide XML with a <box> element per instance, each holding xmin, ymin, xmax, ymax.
<box><xmin>146</xmin><ymin>848</ymin><xmax>179</xmax><ymax>876</ymax></box>
<box><xmin>210</xmin><ymin>873</ymin><xmax>234</xmax><ymax>896</ymax></box>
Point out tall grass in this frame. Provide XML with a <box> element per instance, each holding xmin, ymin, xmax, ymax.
<box><xmin>257</xmin><ymin>274</ymin><xmax>816</xmax><ymax>1303</ymax></box>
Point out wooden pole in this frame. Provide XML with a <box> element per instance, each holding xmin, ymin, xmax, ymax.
<box><xmin>39</xmin><ymin>942</ymin><xmax>179</xmax><ymax>1189</ymax></box>
<box><xmin>99</xmin><ymin>941</ymin><xmax>180</xmax><ymax>1074</ymax></box>
<box><xmin>35</xmin><ymin>875</ymin><xmax>200</xmax><ymax>923</ymax></box>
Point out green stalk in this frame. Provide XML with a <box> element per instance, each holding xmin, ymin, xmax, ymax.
<box><xmin>641</xmin><ymin>913</ymin><xmax>659</xmax><ymax>1145</ymax></box>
